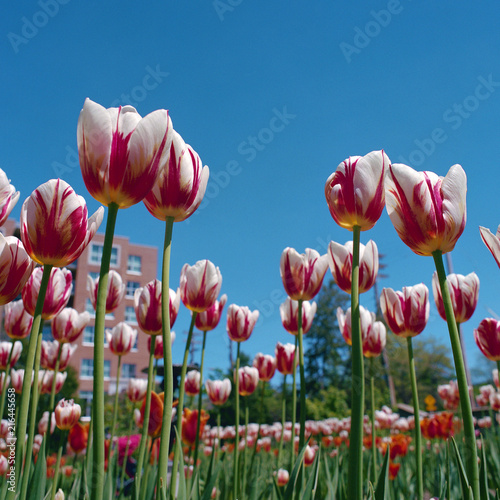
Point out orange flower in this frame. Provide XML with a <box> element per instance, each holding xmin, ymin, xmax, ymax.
<box><xmin>139</xmin><ymin>391</ymin><xmax>164</xmax><ymax>438</ymax></box>
<box><xmin>68</xmin><ymin>422</ymin><xmax>89</xmax><ymax>454</ymax></box>
<box><xmin>389</xmin><ymin>434</ymin><xmax>411</xmax><ymax>460</ymax></box>
<box><xmin>181</xmin><ymin>408</ymin><xmax>209</xmax><ymax>447</ymax></box>
<box><xmin>389</xmin><ymin>461</ymin><xmax>401</xmax><ymax>480</ymax></box>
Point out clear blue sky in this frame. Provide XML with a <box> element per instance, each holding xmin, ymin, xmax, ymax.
<box><xmin>2</xmin><ymin>2</ymin><xmax>500</xmax><ymax>386</ymax></box>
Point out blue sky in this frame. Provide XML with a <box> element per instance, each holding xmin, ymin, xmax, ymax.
<box><xmin>2</xmin><ymin>2</ymin><xmax>500</xmax><ymax>386</ymax></box>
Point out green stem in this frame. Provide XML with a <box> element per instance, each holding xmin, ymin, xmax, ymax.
<box><xmin>407</xmin><ymin>337</ymin><xmax>423</xmax><ymax>500</ymax></box>
<box><xmin>171</xmin><ymin>310</ymin><xmax>197</xmax><ymax>497</ymax></box>
<box><xmin>136</xmin><ymin>336</ymin><xmax>156</xmax><ymax>496</ymax></box>
<box><xmin>108</xmin><ymin>354</ymin><xmax>122</xmax><ymax>464</ymax></box>
<box><xmin>242</xmin><ymin>403</ymin><xmax>249</xmax><ymax>498</ymax></box>
<box><xmin>193</xmin><ymin>331</ymin><xmax>207</xmax><ymax>476</ymax></box>
<box><xmin>50</xmin><ymin>436</ymin><xmax>65</xmax><ymax>500</ymax></box>
<box><xmin>157</xmin><ymin>217</ymin><xmax>175</xmax><ymax>499</ymax></box>
<box><xmin>91</xmin><ymin>202</ymin><xmax>119</xmax><ymax>500</ymax></box>
<box><xmin>370</xmin><ymin>358</ymin><xmax>377</xmax><ymax>485</ymax></box>
<box><xmin>233</xmin><ymin>341</ymin><xmax>241</xmax><ymax>500</ymax></box>
<box><xmin>290</xmin><ymin>335</ymin><xmax>298</xmax><ymax>470</ymax></box>
<box><xmin>277</xmin><ymin>375</ymin><xmax>287</xmax><ymax>468</ymax></box>
<box><xmin>119</xmin><ymin>409</ymin><xmax>135</xmax><ymax>489</ymax></box>
<box><xmin>49</xmin><ymin>343</ymin><xmax>63</xmax><ymax>412</ymax></box>
<box><xmin>297</xmin><ymin>299</ymin><xmax>306</xmax><ymax>492</ymax></box>
<box><xmin>347</xmin><ymin>225</ymin><xmax>363</xmax><ymax>500</ymax></box>
<box><xmin>433</xmin><ymin>250</ymin><xmax>479</xmax><ymax>499</ymax></box>
<box><xmin>8</xmin><ymin>265</ymin><xmax>52</xmax><ymax>500</ymax></box>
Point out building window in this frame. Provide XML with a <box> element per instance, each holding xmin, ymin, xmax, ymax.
<box><xmin>132</xmin><ymin>335</ymin><xmax>138</xmax><ymax>351</ymax></box>
<box><xmin>83</xmin><ymin>326</ymin><xmax>94</xmax><ymax>344</ymax></box>
<box><xmin>122</xmin><ymin>364</ymin><xmax>136</xmax><ymax>379</ymax></box>
<box><xmin>80</xmin><ymin>390</ymin><xmax>93</xmax><ymax>417</ymax></box>
<box><xmin>88</xmin><ymin>271</ymin><xmax>99</xmax><ymax>281</ymax></box>
<box><xmin>126</xmin><ymin>281</ymin><xmax>140</xmax><ymax>298</ymax></box>
<box><xmin>127</xmin><ymin>255</ymin><xmax>142</xmax><ymax>274</ymax></box>
<box><xmin>42</xmin><ymin>322</ymin><xmax>52</xmax><ymax>342</ymax></box>
<box><xmin>89</xmin><ymin>243</ymin><xmax>119</xmax><ymax>267</ymax></box>
<box><xmin>104</xmin><ymin>360</ymin><xmax>111</xmax><ymax>379</ymax></box>
<box><xmin>125</xmin><ymin>306</ymin><xmax>137</xmax><ymax>324</ymax></box>
<box><xmin>85</xmin><ymin>298</ymin><xmax>95</xmax><ymax>315</ymax></box>
<box><xmin>81</xmin><ymin>359</ymin><xmax>93</xmax><ymax>378</ymax></box>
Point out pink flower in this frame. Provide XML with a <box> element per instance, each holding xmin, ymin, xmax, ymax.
<box><xmin>41</xmin><ymin>341</ymin><xmax>77</xmax><ymax>371</ymax></box>
<box><xmin>3</xmin><ymin>300</ymin><xmax>33</xmax><ymax>340</ymax></box>
<box><xmin>279</xmin><ymin>298</ymin><xmax>317</xmax><ymax>336</ymax></box>
<box><xmin>479</xmin><ymin>225</ymin><xmax>500</xmax><ymax>268</ymax></box>
<box><xmin>127</xmin><ymin>378</ymin><xmax>148</xmax><ymax>403</ymax></box>
<box><xmin>38</xmin><ymin>411</ymin><xmax>56</xmax><ymax>435</ymax></box>
<box><xmin>252</xmin><ymin>353</ymin><xmax>277</xmax><ymax>382</ymax></box>
<box><xmin>0</xmin><ymin>455</ymin><xmax>8</xmax><ymax>477</ymax></box>
<box><xmin>0</xmin><ymin>234</ymin><xmax>36</xmax><ymax>306</ymax></box>
<box><xmin>226</xmin><ymin>304</ymin><xmax>259</xmax><ymax>342</ymax></box>
<box><xmin>276</xmin><ymin>468</ymin><xmax>289</xmax><ymax>487</ymax></box>
<box><xmin>20</xmin><ymin>179</ymin><xmax>103</xmax><ymax>267</ymax></box>
<box><xmin>280</xmin><ymin>248</ymin><xmax>328</xmax><ymax>301</ymax></box>
<box><xmin>39</xmin><ymin>370</ymin><xmax>67</xmax><ymax>394</ymax></box>
<box><xmin>380</xmin><ymin>284</ymin><xmax>429</xmax><ymax>338</ymax></box>
<box><xmin>143</xmin><ymin>130</ymin><xmax>209</xmax><ymax>222</ymax></box>
<box><xmin>87</xmin><ymin>270</ymin><xmax>125</xmax><ymax>314</ymax></box>
<box><xmin>0</xmin><ymin>168</ymin><xmax>20</xmax><ymax>227</ymax></box>
<box><xmin>180</xmin><ymin>260</ymin><xmax>222</xmax><ymax>313</ymax></box>
<box><xmin>362</xmin><ymin>320</ymin><xmax>386</xmax><ymax>358</ymax></box>
<box><xmin>275</xmin><ymin>342</ymin><xmax>296</xmax><ymax>375</ymax></box>
<box><xmin>77</xmin><ymin>98</ymin><xmax>173</xmax><ymax>208</ymax></box>
<box><xmin>327</xmin><ymin>240</ymin><xmax>378</xmax><ymax>294</ymax></box>
<box><xmin>0</xmin><ymin>341</ymin><xmax>22</xmax><ymax>370</ymax></box>
<box><xmin>490</xmin><ymin>392</ymin><xmax>500</xmax><ymax>411</ymax></box>
<box><xmin>22</xmin><ymin>267</ymin><xmax>72</xmax><ymax>320</ymax></box>
<box><xmin>237</xmin><ymin>366</ymin><xmax>259</xmax><ymax>396</ymax></box>
<box><xmin>432</xmin><ymin>271</ymin><xmax>479</xmax><ymax>324</ymax></box>
<box><xmin>325</xmin><ymin>150</ymin><xmax>389</xmax><ymax>231</ymax></box>
<box><xmin>195</xmin><ymin>294</ymin><xmax>227</xmax><ymax>331</ymax></box>
<box><xmin>134</xmin><ymin>280</ymin><xmax>180</xmax><ymax>335</ymax></box>
<box><xmin>493</xmin><ymin>369</ymin><xmax>499</xmax><ymax>389</ymax></box>
<box><xmin>54</xmin><ymin>399</ymin><xmax>81</xmax><ymax>430</ymax></box>
<box><xmin>474</xmin><ymin>318</ymin><xmax>500</xmax><ymax>361</ymax></box>
<box><xmin>184</xmin><ymin>370</ymin><xmax>201</xmax><ymax>396</ymax></box>
<box><xmin>147</xmin><ymin>333</ymin><xmax>175</xmax><ymax>360</ymax></box>
<box><xmin>385</xmin><ymin>163</ymin><xmax>467</xmax><ymax>256</ymax></box>
<box><xmin>437</xmin><ymin>380</ymin><xmax>460</xmax><ymax>410</ymax></box>
<box><xmin>51</xmin><ymin>308</ymin><xmax>90</xmax><ymax>344</ymax></box>
<box><xmin>205</xmin><ymin>378</ymin><xmax>231</xmax><ymax>406</ymax></box>
<box><xmin>10</xmin><ymin>368</ymin><xmax>26</xmax><ymax>393</ymax></box>
<box><xmin>337</xmin><ymin>305</ymin><xmax>374</xmax><ymax>346</ymax></box>
<box><xmin>105</xmin><ymin>323</ymin><xmax>137</xmax><ymax>356</ymax></box>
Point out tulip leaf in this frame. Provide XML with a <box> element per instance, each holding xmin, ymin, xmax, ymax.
<box><xmin>283</xmin><ymin>438</ymin><xmax>311</xmax><ymax>500</ymax></box>
<box><xmin>374</xmin><ymin>446</ymin><xmax>390</xmax><ymax>500</ymax></box>
<box><xmin>450</xmin><ymin>436</ymin><xmax>470</xmax><ymax>498</ymax></box>
<box><xmin>272</xmin><ymin>476</ymin><xmax>284</xmax><ymax>500</ymax></box>
<box><xmin>322</xmin><ymin>449</ymin><xmax>335</xmax><ymax>500</ymax></box>
<box><xmin>302</xmin><ymin>446</ymin><xmax>321</xmax><ymax>500</ymax></box>
<box><xmin>27</xmin><ymin>436</ymin><xmax>46</xmax><ymax>500</ymax></box>
<box><xmin>173</xmin><ymin>426</ymin><xmax>187</xmax><ymax>499</ymax></box>
<box><xmin>480</xmin><ymin>438</ymin><xmax>490</xmax><ymax>500</ymax></box>
<box><xmin>201</xmin><ymin>461</ymin><xmax>222</xmax><ymax>500</ymax></box>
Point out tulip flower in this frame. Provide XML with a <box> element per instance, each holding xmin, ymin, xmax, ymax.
<box><xmin>279</xmin><ymin>298</ymin><xmax>317</xmax><ymax>336</ymax></box>
<box><xmin>41</xmin><ymin>341</ymin><xmax>77</xmax><ymax>371</ymax></box>
<box><xmin>77</xmin><ymin>98</ymin><xmax>173</xmax><ymax>209</ymax></box>
<box><xmin>237</xmin><ymin>366</ymin><xmax>259</xmax><ymax>396</ymax></box>
<box><xmin>380</xmin><ymin>284</ymin><xmax>430</xmax><ymax>338</ymax></box>
<box><xmin>0</xmin><ymin>234</ymin><xmax>36</xmax><ymax>306</ymax></box>
<box><xmin>474</xmin><ymin>318</ymin><xmax>500</xmax><ymax>361</ymax></box>
<box><xmin>327</xmin><ymin>240</ymin><xmax>378</xmax><ymax>294</ymax></box>
<box><xmin>0</xmin><ymin>456</ymin><xmax>8</xmax><ymax>477</ymax></box>
<box><xmin>325</xmin><ymin>150</ymin><xmax>389</xmax><ymax>232</ymax></box>
<box><xmin>51</xmin><ymin>308</ymin><xmax>90</xmax><ymax>344</ymax></box>
<box><xmin>195</xmin><ymin>294</ymin><xmax>227</xmax><ymax>331</ymax></box>
<box><xmin>276</xmin><ymin>469</ymin><xmax>290</xmax><ymax>487</ymax></box>
<box><xmin>362</xmin><ymin>321</ymin><xmax>386</xmax><ymax>358</ymax></box>
<box><xmin>253</xmin><ymin>353</ymin><xmax>277</xmax><ymax>382</ymax></box>
<box><xmin>205</xmin><ymin>379</ymin><xmax>232</xmax><ymax>406</ymax></box>
<box><xmin>22</xmin><ymin>267</ymin><xmax>72</xmax><ymax>320</ymax></box>
<box><xmin>138</xmin><ymin>391</ymin><xmax>164</xmax><ymax>437</ymax></box>
<box><xmin>275</xmin><ymin>342</ymin><xmax>296</xmax><ymax>375</ymax></box>
<box><xmin>143</xmin><ymin>130</ymin><xmax>209</xmax><ymax>222</ymax></box>
<box><xmin>385</xmin><ymin>163</ymin><xmax>467</xmax><ymax>256</ymax></box>
<box><xmin>87</xmin><ymin>270</ymin><xmax>126</xmax><ymax>314</ymax></box>
<box><xmin>0</xmin><ymin>341</ymin><xmax>22</xmax><ymax>370</ymax></box>
<box><xmin>490</xmin><ymin>392</ymin><xmax>500</xmax><ymax>411</ymax></box>
<box><xmin>181</xmin><ymin>407</ymin><xmax>209</xmax><ymax>447</ymax></box>
<box><xmin>179</xmin><ymin>260</ymin><xmax>222</xmax><ymax>313</ymax></box>
<box><xmin>432</xmin><ymin>271</ymin><xmax>479</xmax><ymax>324</ymax></box>
<box><xmin>127</xmin><ymin>378</ymin><xmax>148</xmax><ymax>403</ymax></box>
<box><xmin>227</xmin><ymin>304</ymin><xmax>259</xmax><ymax>342</ymax></box>
<box><xmin>68</xmin><ymin>421</ymin><xmax>89</xmax><ymax>455</ymax></box>
<box><xmin>20</xmin><ymin>179</ymin><xmax>104</xmax><ymax>267</ymax></box>
<box><xmin>337</xmin><ymin>305</ymin><xmax>375</xmax><ymax>346</ymax></box>
<box><xmin>437</xmin><ymin>381</ymin><xmax>460</xmax><ymax>410</ymax></box>
<box><xmin>10</xmin><ymin>369</ymin><xmax>25</xmax><ymax>393</ymax></box>
<box><xmin>38</xmin><ymin>411</ymin><xmax>56</xmax><ymax>436</ymax></box>
<box><xmin>493</xmin><ymin>369</ymin><xmax>499</xmax><ymax>389</ymax></box>
<box><xmin>0</xmin><ymin>168</ymin><xmax>19</xmax><ymax>227</ymax></box>
<box><xmin>280</xmin><ymin>248</ymin><xmax>328</xmax><ymax>301</ymax></box>
<box><xmin>3</xmin><ymin>300</ymin><xmax>33</xmax><ymax>340</ymax></box>
<box><xmin>184</xmin><ymin>370</ymin><xmax>201</xmax><ymax>396</ymax></box>
<box><xmin>54</xmin><ymin>399</ymin><xmax>81</xmax><ymax>430</ymax></box>
<box><xmin>479</xmin><ymin>225</ymin><xmax>500</xmax><ymax>268</ymax></box>
<box><xmin>39</xmin><ymin>371</ymin><xmax>67</xmax><ymax>394</ymax></box>
<box><xmin>147</xmin><ymin>333</ymin><xmax>175</xmax><ymax>359</ymax></box>
<box><xmin>105</xmin><ymin>322</ymin><xmax>137</xmax><ymax>356</ymax></box>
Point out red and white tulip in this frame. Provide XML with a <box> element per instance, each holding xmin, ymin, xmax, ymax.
<box><xmin>205</xmin><ymin>378</ymin><xmax>231</xmax><ymax>406</ymax></box>
<box><xmin>180</xmin><ymin>260</ymin><xmax>222</xmax><ymax>313</ymax></box>
<box><xmin>3</xmin><ymin>300</ymin><xmax>33</xmax><ymax>340</ymax></box>
<box><xmin>87</xmin><ymin>270</ymin><xmax>126</xmax><ymax>314</ymax></box>
<box><xmin>106</xmin><ymin>322</ymin><xmax>137</xmax><ymax>356</ymax></box>
<box><xmin>51</xmin><ymin>308</ymin><xmax>90</xmax><ymax>344</ymax></box>
<box><xmin>279</xmin><ymin>298</ymin><xmax>317</xmax><ymax>336</ymax></box>
<box><xmin>252</xmin><ymin>353</ymin><xmax>277</xmax><ymax>382</ymax></box>
<box><xmin>0</xmin><ymin>168</ymin><xmax>19</xmax><ymax>227</ymax></box>
<box><xmin>226</xmin><ymin>304</ymin><xmax>259</xmax><ymax>342</ymax></box>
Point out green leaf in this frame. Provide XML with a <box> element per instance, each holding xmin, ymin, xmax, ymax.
<box><xmin>450</xmin><ymin>436</ymin><xmax>470</xmax><ymax>498</ymax></box>
<box><xmin>27</xmin><ymin>436</ymin><xmax>47</xmax><ymax>500</ymax></box>
<box><xmin>374</xmin><ymin>446</ymin><xmax>390</xmax><ymax>500</ymax></box>
<box><xmin>272</xmin><ymin>476</ymin><xmax>284</xmax><ymax>500</ymax></box>
<box><xmin>283</xmin><ymin>438</ymin><xmax>311</xmax><ymax>500</ymax></box>
<box><xmin>201</xmin><ymin>462</ymin><xmax>222</xmax><ymax>500</ymax></box>
<box><xmin>302</xmin><ymin>447</ymin><xmax>321</xmax><ymax>500</ymax></box>
<box><xmin>173</xmin><ymin>426</ymin><xmax>187</xmax><ymax>499</ymax></box>
<box><xmin>480</xmin><ymin>438</ymin><xmax>490</xmax><ymax>500</ymax></box>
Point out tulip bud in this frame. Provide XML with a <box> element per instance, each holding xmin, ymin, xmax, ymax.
<box><xmin>127</xmin><ymin>378</ymin><xmax>148</xmax><ymax>403</ymax></box>
<box><xmin>275</xmin><ymin>468</ymin><xmax>289</xmax><ymax>487</ymax></box>
<box><xmin>227</xmin><ymin>304</ymin><xmax>259</xmax><ymax>342</ymax></box>
<box><xmin>185</xmin><ymin>370</ymin><xmax>201</xmax><ymax>396</ymax></box>
<box><xmin>55</xmin><ymin>399</ymin><xmax>81</xmax><ymax>430</ymax></box>
<box><xmin>180</xmin><ymin>260</ymin><xmax>222</xmax><ymax>313</ymax></box>
<box><xmin>252</xmin><ymin>353</ymin><xmax>277</xmax><ymax>382</ymax></box>
<box><xmin>205</xmin><ymin>379</ymin><xmax>231</xmax><ymax>406</ymax></box>
<box><xmin>0</xmin><ymin>341</ymin><xmax>22</xmax><ymax>370</ymax></box>
<box><xmin>236</xmin><ymin>366</ymin><xmax>259</xmax><ymax>396</ymax></box>
<box><xmin>3</xmin><ymin>300</ymin><xmax>33</xmax><ymax>340</ymax></box>
<box><xmin>105</xmin><ymin>322</ymin><xmax>137</xmax><ymax>356</ymax></box>
<box><xmin>195</xmin><ymin>294</ymin><xmax>227</xmax><ymax>331</ymax></box>
<box><xmin>275</xmin><ymin>342</ymin><xmax>296</xmax><ymax>375</ymax></box>
<box><xmin>474</xmin><ymin>318</ymin><xmax>500</xmax><ymax>361</ymax></box>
